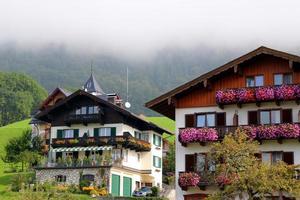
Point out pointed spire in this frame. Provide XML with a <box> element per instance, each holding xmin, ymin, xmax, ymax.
<box><xmin>83</xmin><ymin>63</ymin><xmax>105</xmax><ymax>95</ymax></box>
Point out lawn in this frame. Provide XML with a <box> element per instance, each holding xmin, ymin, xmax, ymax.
<box><xmin>146</xmin><ymin>117</ymin><xmax>175</xmax><ymax>142</ymax></box>
<box><xmin>0</xmin><ymin>119</ymin><xmax>31</xmax><ymax>192</ymax></box>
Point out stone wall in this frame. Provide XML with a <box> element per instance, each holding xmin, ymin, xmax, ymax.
<box><xmin>35</xmin><ymin>168</ymin><xmax>110</xmax><ymax>186</ymax></box>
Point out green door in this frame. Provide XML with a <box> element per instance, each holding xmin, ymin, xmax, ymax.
<box><xmin>123</xmin><ymin>176</ymin><xmax>132</xmax><ymax>197</ymax></box>
<box><xmin>111</xmin><ymin>174</ymin><xmax>120</xmax><ymax>196</ymax></box>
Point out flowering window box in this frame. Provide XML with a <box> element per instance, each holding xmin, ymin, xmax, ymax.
<box><xmin>179</xmin><ymin>128</ymin><xmax>218</xmax><ymax>145</ymax></box>
<box><xmin>216</xmin><ymin>89</ymin><xmax>237</xmax><ymax>104</ymax></box>
<box><xmin>274</xmin><ymin>85</ymin><xmax>297</xmax><ymax>100</ymax></box>
<box><xmin>255</xmin><ymin>86</ymin><xmax>275</xmax><ymax>101</ymax></box>
<box><xmin>237</xmin><ymin>88</ymin><xmax>256</xmax><ymax>103</ymax></box>
<box><xmin>178</xmin><ymin>172</ymin><xmax>200</xmax><ymax>190</ymax></box>
<box><xmin>242</xmin><ymin>123</ymin><xmax>300</xmax><ymax>140</ymax></box>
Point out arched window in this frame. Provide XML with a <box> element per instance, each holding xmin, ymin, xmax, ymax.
<box><xmin>55</xmin><ymin>175</ymin><xmax>66</xmax><ymax>182</ymax></box>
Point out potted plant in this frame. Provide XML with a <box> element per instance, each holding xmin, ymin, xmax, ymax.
<box><xmin>178</xmin><ymin>172</ymin><xmax>200</xmax><ymax>190</ymax></box>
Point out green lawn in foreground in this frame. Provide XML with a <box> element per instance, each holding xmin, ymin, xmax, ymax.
<box><xmin>146</xmin><ymin>117</ymin><xmax>175</xmax><ymax>142</ymax></box>
<box><xmin>0</xmin><ymin>119</ymin><xmax>31</xmax><ymax>192</ymax></box>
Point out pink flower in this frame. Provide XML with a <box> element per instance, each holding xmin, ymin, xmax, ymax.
<box><xmin>179</xmin><ymin>172</ymin><xmax>200</xmax><ymax>187</ymax></box>
<box><xmin>274</xmin><ymin>85</ymin><xmax>296</xmax><ymax>100</ymax></box>
<box><xmin>237</xmin><ymin>88</ymin><xmax>256</xmax><ymax>103</ymax></box>
<box><xmin>241</xmin><ymin>126</ymin><xmax>256</xmax><ymax>139</ymax></box>
<box><xmin>179</xmin><ymin>128</ymin><xmax>218</xmax><ymax>143</ymax></box>
<box><xmin>216</xmin><ymin>89</ymin><xmax>237</xmax><ymax>104</ymax></box>
<box><xmin>255</xmin><ymin>87</ymin><xmax>275</xmax><ymax>101</ymax></box>
<box><xmin>277</xmin><ymin>123</ymin><xmax>300</xmax><ymax>138</ymax></box>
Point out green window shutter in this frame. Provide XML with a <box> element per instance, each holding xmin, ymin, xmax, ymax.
<box><xmin>159</xmin><ymin>157</ymin><xmax>162</xmax><ymax>168</ymax></box>
<box><xmin>158</xmin><ymin>136</ymin><xmax>161</xmax><ymax>147</ymax></box>
<box><xmin>57</xmin><ymin>130</ymin><xmax>63</xmax><ymax>138</ymax></box>
<box><xmin>74</xmin><ymin>129</ymin><xmax>79</xmax><ymax>138</ymax></box>
<box><xmin>94</xmin><ymin>128</ymin><xmax>99</xmax><ymax>137</ymax></box>
<box><xmin>111</xmin><ymin>127</ymin><xmax>116</xmax><ymax>137</ymax></box>
<box><xmin>153</xmin><ymin>135</ymin><xmax>156</xmax><ymax>145</ymax></box>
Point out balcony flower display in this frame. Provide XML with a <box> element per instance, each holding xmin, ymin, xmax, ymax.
<box><xmin>255</xmin><ymin>125</ymin><xmax>278</xmax><ymax>139</ymax></box>
<box><xmin>277</xmin><ymin>123</ymin><xmax>300</xmax><ymax>138</ymax></box>
<box><xmin>215</xmin><ymin>174</ymin><xmax>232</xmax><ymax>187</ymax></box>
<box><xmin>216</xmin><ymin>89</ymin><xmax>237</xmax><ymax>104</ymax></box>
<box><xmin>241</xmin><ymin>126</ymin><xmax>256</xmax><ymax>139</ymax></box>
<box><xmin>255</xmin><ymin>86</ymin><xmax>275</xmax><ymax>101</ymax></box>
<box><xmin>178</xmin><ymin>172</ymin><xmax>200</xmax><ymax>187</ymax></box>
<box><xmin>294</xmin><ymin>85</ymin><xmax>300</xmax><ymax>99</ymax></box>
<box><xmin>237</xmin><ymin>88</ymin><xmax>256</xmax><ymax>103</ymax></box>
<box><xmin>179</xmin><ymin>128</ymin><xmax>218</xmax><ymax>144</ymax></box>
<box><xmin>274</xmin><ymin>85</ymin><xmax>296</xmax><ymax>100</ymax></box>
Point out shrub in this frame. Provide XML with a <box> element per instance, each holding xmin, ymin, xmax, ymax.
<box><xmin>151</xmin><ymin>186</ymin><xmax>159</xmax><ymax>197</ymax></box>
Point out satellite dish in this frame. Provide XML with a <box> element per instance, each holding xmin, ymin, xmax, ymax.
<box><xmin>125</xmin><ymin>102</ymin><xmax>131</xmax><ymax>108</ymax></box>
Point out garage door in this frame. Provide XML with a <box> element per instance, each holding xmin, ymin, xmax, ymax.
<box><xmin>123</xmin><ymin>176</ymin><xmax>132</xmax><ymax>197</ymax></box>
<box><xmin>111</xmin><ymin>174</ymin><xmax>120</xmax><ymax>196</ymax></box>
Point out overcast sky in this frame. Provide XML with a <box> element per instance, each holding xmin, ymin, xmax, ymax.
<box><xmin>0</xmin><ymin>0</ymin><xmax>300</xmax><ymax>58</ymax></box>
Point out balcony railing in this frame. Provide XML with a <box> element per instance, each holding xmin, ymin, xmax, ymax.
<box><xmin>52</xmin><ymin>135</ymin><xmax>151</xmax><ymax>152</ymax></box>
<box><xmin>179</xmin><ymin>123</ymin><xmax>300</xmax><ymax>146</ymax></box>
<box><xmin>216</xmin><ymin>84</ymin><xmax>300</xmax><ymax>108</ymax></box>
<box><xmin>64</xmin><ymin>114</ymin><xmax>103</xmax><ymax>125</ymax></box>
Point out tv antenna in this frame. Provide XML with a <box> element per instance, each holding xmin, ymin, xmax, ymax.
<box><xmin>124</xmin><ymin>67</ymin><xmax>131</xmax><ymax>109</ymax></box>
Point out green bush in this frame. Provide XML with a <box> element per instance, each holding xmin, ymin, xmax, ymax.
<box><xmin>151</xmin><ymin>186</ymin><xmax>159</xmax><ymax>197</ymax></box>
<box><xmin>79</xmin><ymin>179</ymin><xmax>90</xmax><ymax>190</ymax></box>
<box><xmin>10</xmin><ymin>172</ymin><xmax>35</xmax><ymax>192</ymax></box>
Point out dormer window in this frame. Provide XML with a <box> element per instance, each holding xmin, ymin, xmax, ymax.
<box><xmin>274</xmin><ymin>73</ymin><xmax>292</xmax><ymax>85</ymax></box>
<box><xmin>246</xmin><ymin>75</ymin><xmax>264</xmax><ymax>87</ymax></box>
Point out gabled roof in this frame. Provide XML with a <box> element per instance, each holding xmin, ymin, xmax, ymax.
<box><xmin>83</xmin><ymin>73</ymin><xmax>105</xmax><ymax>94</ymax></box>
<box><xmin>39</xmin><ymin>87</ymin><xmax>71</xmax><ymax>110</ymax></box>
<box><xmin>35</xmin><ymin>89</ymin><xmax>173</xmax><ymax>135</ymax></box>
<box><xmin>145</xmin><ymin>46</ymin><xmax>300</xmax><ymax>119</ymax></box>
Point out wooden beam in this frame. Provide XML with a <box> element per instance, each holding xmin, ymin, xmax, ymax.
<box><xmin>234</xmin><ymin>65</ymin><xmax>238</xmax><ymax>73</ymax></box>
<box><xmin>203</xmin><ymin>79</ymin><xmax>212</xmax><ymax>89</ymax></box>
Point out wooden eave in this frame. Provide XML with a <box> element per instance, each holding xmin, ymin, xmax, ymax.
<box><xmin>145</xmin><ymin>46</ymin><xmax>300</xmax><ymax>120</ymax></box>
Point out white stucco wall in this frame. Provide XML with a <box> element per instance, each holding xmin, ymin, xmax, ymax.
<box><xmin>175</xmin><ymin>101</ymin><xmax>300</xmax><ymax>200</ymax></box>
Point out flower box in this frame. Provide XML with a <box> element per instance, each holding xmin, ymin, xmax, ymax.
<box><xmin>216</xmin><ymin>89</ymin><xmax>237</xmax><ymax>104</ymax></box>
<box><xmin>237</xmin><ymin>88</ymin><xmax>256</xmax><ymax>103</ymax></box>
<box><xmin>178</xmin><ymin>172</ymin><xmax>200</xmax><ymax>188</ymax></box>
<box><xmin>274</xmin><ymin>85</ymin><xmax>296</xmax><ymax>100</ymax></box>
<box><xmin>255</xmin><ymin>86</ymin><xmax>275</xmax><ymax>101</ymax></box>
<box><xmin>179</xmin><ymin>128</ymin><xmax>218</xmax><ymax>144</ymax></box>
<box><xmin>242</xmin><ymin>123</ymin><xmax>300</xmax><ymax>140</ymax></box>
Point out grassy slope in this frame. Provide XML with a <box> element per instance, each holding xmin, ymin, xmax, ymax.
<box><xmin>0</xmin><ymin>119</ymin><xmax>31</xmax><ymax>192</ymax></box>
<box><xmin>146</xmin><ymin>117</ymin><xmax>175</xmax><ymax>142</ymax></box>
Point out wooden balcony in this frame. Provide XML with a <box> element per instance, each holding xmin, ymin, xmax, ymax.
<box><xmin>64</xmin><ymin>114</ymin><xmax>103</xmax><ymax>126</ymax></box>
<box><xmin>179</xmin><ymin>123</ymin><xmax>300</xmax><ymax>146</ymax></box>
<box><xmin>52</xmin><ymin>135</ymin><xmax>151</xmax><ymax>152</ymax></box>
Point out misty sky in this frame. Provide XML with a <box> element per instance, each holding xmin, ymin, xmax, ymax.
<box><xmin>0</xmin><ymin>0</ymin><xmax>300</xmax><ymax>58</ymax></box>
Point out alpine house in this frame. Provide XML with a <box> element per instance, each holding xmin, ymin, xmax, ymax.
<box><xmin>146</xmin><ymin>46</ymin><xmax>300</xmax><ymax>200</ymax></box>
<box><xmin>31</xmin><ymin>72</ymin><xmax>172</xmax><ymax>197</ymax></box>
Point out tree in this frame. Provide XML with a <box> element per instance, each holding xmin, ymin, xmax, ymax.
<box><xmin>208</xmin><ymin>129</ymin><xmax>300</xmax><ymax>200</ymax></box>
<box><xmin>163</xmin><ymin>142</ymin><xmax>175</xmax><ymax>173</ymax></box>
<box><xmin>0</xmin><ymin>72</ymin><xmax>47</xmax><ymax>126</ymax></box>
<box><xmin>2</xmin><ymin>129</ymin><xmax>43</xmax><ymax>171</ymax></box>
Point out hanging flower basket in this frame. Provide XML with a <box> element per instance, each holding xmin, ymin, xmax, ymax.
<box><xmin>179</xmin><ymin>128</ymin><xmax>218</xmax><ymax>144</ymax></box>
<box><xmin>178</xmin><ymin>172</ymin><xmax>200</xmax><ymax>188</ymax></box>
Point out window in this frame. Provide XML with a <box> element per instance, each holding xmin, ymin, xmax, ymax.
<box><xmin>274</xmin><ymin>74</ymin><xmax>292</xmax><ymax>85</ymax></box>
<box><xmin>112</xmin><ymin>149</ymin><xmax>122</xmax><ymax>161</ymax></box>
<box><xmin>153</xmin><ymin>134</ymin><xmax>162</xmax><ymax>147</ymax></box>
<box><xmin>196</xmin><ymin>113</ymin><xmax>215</xmax><ymax>127</ymax></box>
<box><xmin>55</xmin><ymin>175</ymin><xmax>66</xmax><ymax>182</ymax></box>
<box><xmin>64</xmin><ymin>129</ymin><xmax>74</xmax><ymax>138</ymax></box>
<box><xmin>185</xmin><ymin>114</ymin><xmax>195</xmax><ymax>127</ymax></box>
<box><xmin>260</xmin><ymin>110</ymin><xmax>280</xmax><ymax>125</ymax></box>
<box><xmin>123</xmin><ymin>150</ymin><xmax>128</xmax><ymax>162</ymax></box>
<box><xmin>88</xmin><ymin>106</ymin><xmax>94</xmax><ymax>114</ymax></box>
<box><xmin>153</xmin><ymin>156</ymin><xmax>161</xmax><ymax>168</ymax></box>
<box><xmin>246</xmin><ymin>75</ymin><xmax>264</xmax><ymax>87</ymax></box>
<box><xmin>82</xmin><ymin>174</ymin><xmax>95</xmax><ymax>182</ymax></box>
<box><xmin>185</xmin><ymin>153</ymin><xmax>215</xmax><ymax>173</ymax></box>
<box><xmin>81</xmin><ymin>106</ymin><xmax>87</xmax><ymax>115</ymax></box>
<box><xmin>99</xmin><ymin>128</ymin><xmax>111</xmax><ymax>137</ymax></box>
<box><xmin>261</xmin><ymin>152</ymin><xmax>294</xmax><ymax>165</ymax></box>
<box><xmin>76</xmin><ymin>108</ymin><xmax>81</xmax><ymax>115</ymax></box>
